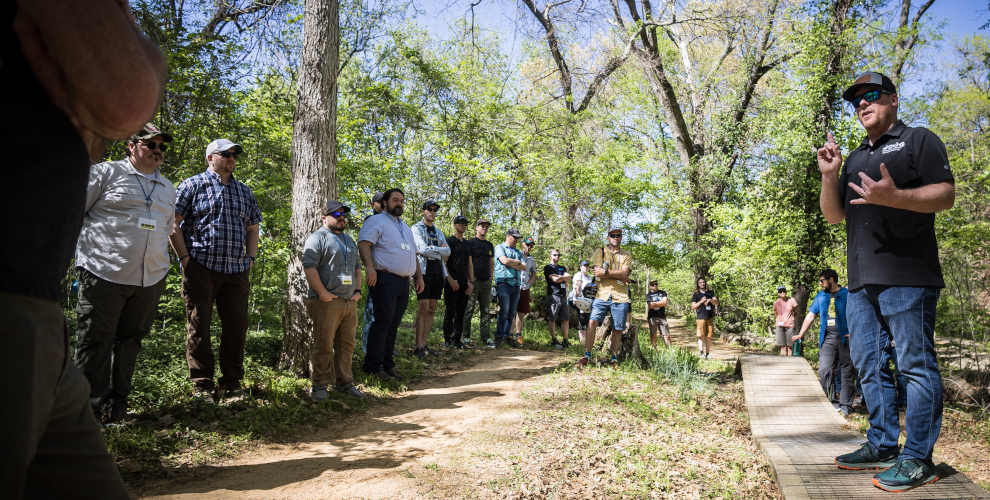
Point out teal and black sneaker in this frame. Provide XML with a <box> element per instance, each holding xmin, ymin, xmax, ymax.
<box><xmin>835</xmin><ymin>442</ymin><xmax>899</xmax><ymax>470</ymax></box>
<box><xmin>872</xmin><ymin>458</ymin><xmax>939</xmax><ymax>492</ymax></box>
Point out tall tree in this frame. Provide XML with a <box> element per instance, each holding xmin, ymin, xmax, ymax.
<box><xmin>281</xmin><ymin>0</ymin><xmax>340</xmax><ymax>376</ymax></box>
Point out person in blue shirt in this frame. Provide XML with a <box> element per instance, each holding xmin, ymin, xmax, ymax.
<box><xmin>793</xmin><ymin>269</ymin><xmax>854</xmax><ymax>416</ymax></box>
<box><xmin>493</xmin><ymin>228</ymin><xmax>526</xmax><ymax>346</ymax></box>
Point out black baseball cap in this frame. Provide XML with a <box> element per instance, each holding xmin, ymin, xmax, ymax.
<box><xmin>506</xmin><ymin>228</ymin><xmax>522</xmax><ymax>238</ymax></box>
<box><xmin>130</xmin><ymin>123</ymin><xmax>173</xmax><ymax>142</ymax></box>
<box><xmin>421</xmin><ymin>199</ymin><xmax>440</xmax><ymax>210</ymax></box>
<box><xmin>477</xmin><ymin>218</ymin><xmax>491</xmax><ymax>226</ymax></box>
<box><xmin>842</xmin><ymin>72</ymin><xmax>897</xmax><ymax>102</ymax></box>
<box><xmin>453</xmin><ymin>215</ymin><xmax>469</xmax><ymax>224</ymax></box>
<box><xmin>322</xmin><ymin>200</ymin><xmax>350</xmax><ymax>216</ymax></box>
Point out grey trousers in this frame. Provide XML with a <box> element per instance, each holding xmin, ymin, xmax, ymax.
<box><xmin>74</xmin><ymin>267</ymin><xmax>165</xmax><ymax>417</ymax></box>
<box><xmin>819</xmin><ymin>331</ymin><xmax>855</xmax><ymax>407</ymax></box>
<box><xmin>1</xmin><ymin>291</ymin><xmax>128</xmax><ymax>500</ymax></box>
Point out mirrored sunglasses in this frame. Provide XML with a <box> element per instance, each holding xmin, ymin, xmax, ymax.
<box><xmin>327</xmin><ymin>211</ymin><xmax>348</xmax><ymax>218</ymax></box>
<box><xmin>846</xmin><ymin>89</ymin><xmax>891</xmax><ymax>107</ymax></box>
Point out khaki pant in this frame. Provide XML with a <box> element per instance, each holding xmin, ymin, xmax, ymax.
<box><xmin>306</xmin><ymin>298</ymin><xmax>358</xmax><ymax>387</ymax></box>
<box><xmin>696</xmin><ymin>318</ymin><xmax>714</xmax><ymax>338</ymax></box>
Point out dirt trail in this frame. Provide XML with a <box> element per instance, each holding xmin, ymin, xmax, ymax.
<box><xmin>134</xmin><ymin>350</ymin><xmax>566</xmax><ymax>499</ymax></box>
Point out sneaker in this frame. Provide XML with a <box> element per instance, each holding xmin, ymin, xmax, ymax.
<box><xmin>840</xmin><ymin>406</ymin><xmax>851</xmax><ymax>417</ymax></box>
<box><xmin>561</xmin><ymin>339</ymin><xmax>570</xmax><ymax>349</ymax></box>
<box><xmin>333</xmin><ymin>383</ymin><xmax>365</xmax><ymax>400</ymax></box>
<box><xmin>463</xmin><ymin>338</ymin><xmax>471</xmax><ymax>346</ymax></box>
<box><xmin>551</xmin><ymin>340</ymin><xmax>564</xmax><ymax>350</ymax></box>
<box><xmin>576</xmin><ymin>357</ymin><xmax>590</xmax><ymax>367</ymax></box>
<box><xmin>224</xmin><ymin>388</ymin><xmax>250</xmax><ymax>402</ymax></box>
<box><xmin>383</xmin><ymin>368</ymin><xmax>405</xmax><ymax>381</ymax></box>
<box><xmin>453</xmin><ymin>340</ymin><xmax>466</xmax><ymax>349</ymax></box>
<box><xmin>502</xmin><ymin>336</ymin><xmax>514</xmax><ymax>347</ymax></box>
<box><xmin>425</xmin><ymin>346</ymin><xmax>440</xmax><ymax>356</ymax></box>
<box><xmin>485</xmin><ymin>339</ymin><xmax>497</xmax><ymax>348</ymax></box>
<box><xmin>371</xmin><ymin>370</ymin><xmax>393</xmax><ymax>382</ymax></box>
<box><xmin>192</xmin><ymin>387</ymin><xmax>215</xmax><ymax>405</ymax></box>
<box><xmin>872</xmin><ymin>458</ymin><xmax>939</xmax><ymax>492</ymax></box>
<box><xmin>833</xmin><ymin>403</ymin><xmax>842</xmax><ymax>411</ymax></box>
<box><xmin>609</xmin><ymin>359</ymin><xmax>618</xmax><ymax>368</ymax></box>
<box><xmin>444</xmin><ymin>340</ymin><xmax>453</xmax><ymax>348</ymax></box>
<box><xmin>413</xmin><ymin>347</ymin><xmax>426</xmax><ymax>358</ymax></box>
<box><xmin>311</xmin><ymin>385</ymin><xmax>330</xmax><ymax>401</ymax></box>
<box><xmin>835</xmin><ymin>442</ymin><xmax>899</xmax><ymax>470</ymax></box>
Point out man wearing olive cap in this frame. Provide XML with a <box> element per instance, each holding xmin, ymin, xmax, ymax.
<box><xmin>74</xmin><ymin>124</ymin><xmax>176</xmax><ymax>424</ymax></box>
<box><xmin>303</xmin><ymin>201</ymin><xmax>364</xmax><ymax>401</ymax></box>
<box><xmin>170</xmin><ymin>138</ymin><xmax>263</xmax><ymax>403</ymax></box>
<box><xmin>820</xmin><ymin>71</ymin><xmax>954</xmax><ymax>491</ymax></box>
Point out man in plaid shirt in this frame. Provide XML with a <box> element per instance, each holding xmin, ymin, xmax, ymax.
<box><xmin>169</xmin><ymin>139</ymin><xmax>263</xmax><ymax>403</ymax></box>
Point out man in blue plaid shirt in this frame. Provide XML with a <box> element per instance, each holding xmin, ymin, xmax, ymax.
<box><xmin>169</xmin><ymin>139</ymin><xmax>263</xmax><ymax>403</ymax></box>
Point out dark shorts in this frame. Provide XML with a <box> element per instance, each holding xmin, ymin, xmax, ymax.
<box><xmin>546</xmin><ymin>295</ymin><xmax>570</xmax><ymax>322</ymax></box>
<box><xmin>417</xmin><ymin>273</ymin><xmax>444</xmax><ymax>301</ymax></box>
<box><xmin>516</xmin><ymin>288</ymin><xmax>531</xmax><ymax>313</ymax></box>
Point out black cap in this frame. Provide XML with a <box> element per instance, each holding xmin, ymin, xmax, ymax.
<box><xmin>649</xmin><ymin>280</ymin><xmax>658</xmax><ymax>286</ymax></box>
<box><xmin>322</xmin><ymin>200</ymin><xmax>350</xmax><ymax>216</ymax></box>
<box><xmin>453</xmin><ymin>215</ymin><xmax>469</xmax><ymax>224</ymax></box>
<box><xmin>421</xmin><ymin>199</ymin><xmax>440</xmax><ymax>210</ymax></box>
<box><xmin>477</xmin><ymin>218</ymin><xmax>491</xmax><ymax>226</ymax></box>
<box><xmin>842</xmin><ymin>72</ymin><xmax>897</xmax><ymax>102</ymax></box>
<box><xmin>506</xmin><ymin>228</ymin><xmax>522</xmax><ymax>238</ymax></box>
<box><xmin>130</xmin><ymin>123</ymin><xmax>173</xmax><ymax>142</ymax></box>
<box><xmin>372</xmin><ymin>192</ymin><xmax>384</xmax><ymax>203</ymax></box>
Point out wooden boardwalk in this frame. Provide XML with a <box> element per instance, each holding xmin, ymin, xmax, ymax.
<box><xmin>739</xmin><ymin>354</ymin><xmax>990</xmax><ymax>500</ymax></box>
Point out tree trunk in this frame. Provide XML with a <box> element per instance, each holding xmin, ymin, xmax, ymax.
<box><xmin>594</xmin><ymin>316</ymin><xmax>649</xmax><ymax>366</ymax></box>
<box><xmin>280</xmin><ymin>0</ymin><xmax>339</xmax><ymax>377</ymax></box>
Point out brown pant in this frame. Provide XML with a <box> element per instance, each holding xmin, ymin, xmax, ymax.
<box><xmin>696</xmin><ymin>318</ymin><xmax>714</xmax><ymax>338</ymax></box>
<box><xmin>182</xmin><ymin>258</ymin><xmax>250</xmax><ymax>391</ymax></box>
<box><xmin>1</xmin><ymin>291</ymin><xmax>128</xmax><ymax>500</ymax></box>
<box><xmin>305</xmin><ymin>298</ymin><xmax>358</xmax><ymax>387</ymax></box>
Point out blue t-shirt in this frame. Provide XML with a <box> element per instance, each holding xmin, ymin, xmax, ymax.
<box><xmin>493</xmin><ymin>243</ymin><xmax>523</xmax><ymax>286</ymax></box>
<box><xmin>809</xmin><ymin>287</ymin><xmax>849</xmax><ymax>346</ymax></box>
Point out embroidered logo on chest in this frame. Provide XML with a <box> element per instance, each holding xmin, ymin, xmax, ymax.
<box><xmin>881</xmin><ymin>141</ymin><xmax>905</xmax><ymax>154</ymax></box>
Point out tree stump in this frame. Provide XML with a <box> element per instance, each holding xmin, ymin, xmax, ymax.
<box><xmin>594</xmin><ymin>316</ymin><xmax>649</xmax><ymax>367</ymax></box>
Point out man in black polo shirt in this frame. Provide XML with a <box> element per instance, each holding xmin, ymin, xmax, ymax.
<box><xmin>463</xmin><ymin>219</ymin><xmax>495</xmax><ymax>347</ymax></box>
<box><xmin>442</xmin><ymin>215</ymin><xmax>474</xmax><ymax>348</ymax></box>
<box><xmin>646</xmin><ymin>280</ymin><xmax>669</xmax><ymax>348</ymax></box>
<box><xmin>819</xmin><ymin>72</ymin><xmax>954</xmax><ymax>492</ymax></box>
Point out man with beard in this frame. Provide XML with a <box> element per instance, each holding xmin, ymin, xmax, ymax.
<box><xmin>74</xmin><ymin>124</ymin><xmax>175</xmax><ymax>425</ymax></box>
<box><xmin>820</xmin><ymin>72</ymin><xmax>954</xmax><ymax>491</ymax></box>
<box><xmin>792</xmin><ymin>269</ymin><xmax>853</xmax><ymax>416</ymax></box>
<box><xmin>170</xmin><ymin>139</ymin><xmax>263</xmax><ymax>403</ymax></box>
<box><xmin>303</xmin><ymin>201</ymin><xmax>363</xmax><ymax>401</ymax></box>
<box><xmin>463</xmin><ymin>219</ymin><xmax>495</xmax><ymax>347</ymax></box>
<box><xmin>358</xmin><ymin>188</ymin><xmax>425</xmax><ymax>381</ymax></box>
<box><xmin>579</xmin><ymin>227</ymin><xmax>632</xmax><ymax>368</ymax></box>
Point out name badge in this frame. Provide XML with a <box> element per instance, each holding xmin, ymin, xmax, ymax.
<box><xmin>138</xmin><ymin>217</ymin><xmax>157</xmax><ymax>231</ymax></box>
<box><xmin>827</xmin><ymin>318</ymin><xmax>836</xmax><ymax>326</ymax></box>
<box><xmin>340</xmin><ymin>274</ymin><xmax>353</xmax><ymax>285</ymax></box>
<box><xmin>401</xmin><ymin>243</ymin><xmax>410</xmax><ymax>251</ymax></box>
<box><xmin>705</xmin><ymin>305</ymin><xmax>712</xmax><ymax>310</ymax></box>
<box><xmin>777</xmin><ymin>321</ymin><xmax>784</xmax><ymax>327</ymax></box>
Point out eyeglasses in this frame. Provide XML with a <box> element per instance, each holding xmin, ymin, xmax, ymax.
<box><xmin>142</xmin><ymin>141</ymin><xmax>167</xmax><ymax>152</ymax></box>
<box><xmin>846</xmin><ymin>89</ymin><xmax>892</xmax><ymax>107</ymax></box>
<box><xmin>326</xmin><ymin>211</ymin><xmax>347</xmax><ymax>218</ymax></box>
<box><xmin>215</xmin><ymin>150</ymin><xmax>239</xmax><ymax>159</ymax></box>
<box><xmin>551</xmin><ymin>254</ymin><xmax>560</xmax><ymax>257</ymax></box>
<box><xmin>423</xmin><ymin>208</ymin><xmax>438</xmax><ymax>213</ymax></box>
<box><xmin>608</xmin><ymin>233</ymin><xmax>623</xmax><ymax>239</ymax></box>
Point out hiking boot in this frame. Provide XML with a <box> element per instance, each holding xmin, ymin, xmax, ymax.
<box><xmin>453</xmin><ymin>341</ymin><xmax>466</xmax><ymax>349</ymax></box>
<box><xmin>384</xmin><ymin>368</ymin><xmax>405</xmax><ymax>381</ymax></box>
<box><xmin>413</xmin><ymin>347</ymin><xmax>426</xmax><ymax>358</ymax></box>
<box><xmin>839</xmin><ymin>406</ymin><xmax>851</xmax><ymax>417</ymax></box>
<box><xmin>561</xmin><ymin>339</ymin><xmax>570</xmax><ymax>349</ymax></box>
<box><xmin>551</xmin><ymin>340</ymin><xmax>564</xmax><ymax>350</ymax></box>
<box><xmin>485</xmin><ymin>339</ymin><xmax>497</xmax><ymax>349</ymax></box>
<box><xmin>835</xmin><ymin>442</ymin><xmax>899</xmax><ymax>470</ymax></box>
<box><xmin>192</xmin><ymin>387</ymin><xmax>215</xmax><ymax>405</ymax></box>
<box><xmin>872</xmin><ymin>458</ymin><xmax>939</xmax><ymax>492</ymax></box>
<box><xmin>311</xmin><ymin>385</ymin><xmax>330</xmax><ymax>401</ymax></box>
<box><xmin>425</xmin><ymin>346</ymin><xmax>440</xmax><ymax>356</ymax></box>
<box><xmin>223</xmin><ymin>387</ymin><xmax>250</xmax><ymax>402</ymax></box>
<box><xmin>576</xmin><ymin>357</ymin><xmax>590</xmax><ymax>368</ymax></box>
<box><xmin>333</xmin><ymin>383</ymin><xmax>366</xmax><ymax>400</ymax></box>
<box><xmin>371</xmin><ymin>370</ymin><xmax>393</xmax><ymax>382</ymax></box>
<box><xmin>608</xmin><ymin>359</ymin><xmax>619</xmax><ymax>369</ymax></box>
<box><xmin>444</xmin><ymin>340</ymin><xmax>453</xmax><ymax>348</ymax></box>
<box><xmin>516</xmin><ymin>336</ymin><xmax>524</xmax><ymax>346</ymax></box>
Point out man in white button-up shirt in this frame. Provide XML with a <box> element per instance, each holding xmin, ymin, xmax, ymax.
<box><xmin>73</xmin><ymin>123</ymin><xmax>176</xmax><ymax>425</ymax></box>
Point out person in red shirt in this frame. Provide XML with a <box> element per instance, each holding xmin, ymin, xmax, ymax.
<box><xmin>772</xmin><ymin>286</ymin><xmax>798</xmax><ymax>356</ymax></box>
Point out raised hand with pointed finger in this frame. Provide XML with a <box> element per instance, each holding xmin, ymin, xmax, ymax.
<box><xmin>817</xmin><ymin>132</ymin><xmax>843</xmax><ymax>178</ymax></box>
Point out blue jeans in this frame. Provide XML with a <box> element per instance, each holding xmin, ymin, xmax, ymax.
<box><xmin>847</xmin><ymin>285</ymin><xmax>942</xmax><ymax>462</ymax></box>
<box><xmin>360</xmin><ymin>293</ymin><xmax>373</xmax><ymax>354</ymax></box>
<box><xmin>495</xmin><ymin>281</ymin><xmax>520</xmax><ymax>341</ymax></box>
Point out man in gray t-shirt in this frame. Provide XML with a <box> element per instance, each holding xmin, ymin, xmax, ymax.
<box><xmin>303</xmin><ymin>201</ymin><xmax>364</xmax><ymax>401</ymax></box>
